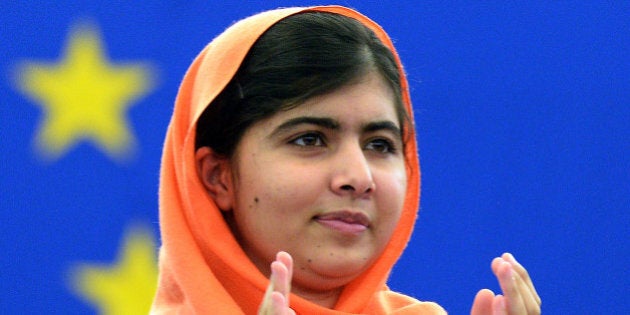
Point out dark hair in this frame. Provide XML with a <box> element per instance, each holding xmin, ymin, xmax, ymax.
<box><xmin>195</xmin><ymin>11</ymin><xmax>410</xmax><ymax>157</ymax></box>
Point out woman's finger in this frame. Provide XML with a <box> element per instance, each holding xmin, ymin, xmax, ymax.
<box><xmin>470</xmin><ymin>288</ymin><xmax>495</xmax><ymax>315</ymax></box>
<box><xmin>492</xmin><ymin>294</ymin><xmax>506</xmax><ymax>315</ymax></box>
<box><xmin>502</xmin><ymin>257</ymin><xmax>540</xmax><ymax>314</ymax></box>
<box><xmin>514</xmin><ymin>267</ymin><xmax>541</xmax><ymax>314</ymax></box>
<box><xmin>270</xmin><ymin>261</ymin><xmax>289</xmax><ymax>299</ymax></box>
<box><xmin>502</xmin><ymin>253</ymin><xmax>541</xmax><ymax>306</ymax></box>
<box><xmin>495</xmin><ymin>260</ymin><xmax>528</xmax><ymax>314</ymax></box>
<box><xmin>259</xmin><ymin>270</ymin><xmax>275</xmax><ymax>314</ymax></box>
<box><xmin>258</xmin><ymin>252</ymin><xmax>294</xmax><ymax>315</ymax></box>
<box><xmin>276</xmin><ymin>251</ymin><xmax>293</xmax><ymax>296</ymax></box>
<box><xmin>271</xmin><ymin>292</ymin><xmax>287</xmax><ymax>314</ymax></box>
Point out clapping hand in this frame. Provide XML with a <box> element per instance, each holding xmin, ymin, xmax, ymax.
<box><xmin>470</xmin><ymin>253</ymin><xmax>541</xmax><ymax>315</ymax></box>
<box><xmin>258</xmin><ymin>252</ymin><xmax>295</xmax><ymax>315</ymax></box>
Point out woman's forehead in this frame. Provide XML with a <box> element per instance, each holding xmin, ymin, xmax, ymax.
<box><xmin>289</xmin><ymin>72</ymin><xmax>396</xmax><ymax>114</ymax></box>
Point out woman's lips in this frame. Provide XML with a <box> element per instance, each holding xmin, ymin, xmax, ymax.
<box><xmin>314</xmin><ymin>211</ymin><xmax>370</xmax><ymax>234</ymax></box>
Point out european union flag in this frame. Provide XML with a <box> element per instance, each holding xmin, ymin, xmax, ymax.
<box><xmin>2</xmin><ymin>2</ymin><xmax>628</xmax><ymax>314</ymax></box>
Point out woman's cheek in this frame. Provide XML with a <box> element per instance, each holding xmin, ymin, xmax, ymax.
<box><xmin>378</xmin><ymin>168</ymin><xmax>407</xmax><ymax>224</ymax></box>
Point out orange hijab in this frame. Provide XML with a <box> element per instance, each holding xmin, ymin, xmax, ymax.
<box><xmin>152</xmin><ymin>5</ymin><xmax>445</xmax><ymax>314</ymax></box>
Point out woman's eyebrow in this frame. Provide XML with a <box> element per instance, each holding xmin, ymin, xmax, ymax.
<box><xmin>269</xmin><ymin>116</ymin><xmax>339</xmax><ymax>138</ymax></box>
<box><xmin>363</xmin><ymin>121</ymin><xmax>401</xmax><ymax>138</ymax></box>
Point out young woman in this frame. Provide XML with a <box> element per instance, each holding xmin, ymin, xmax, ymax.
<box><xmin>151</xmin><ymin>6</ymin><xmax>540</xmax><ymax>314</ymax></box>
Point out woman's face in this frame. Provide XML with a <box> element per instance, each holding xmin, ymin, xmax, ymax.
<box><xmin>227</xmin><ymin>71</ymin><xmax>407</xmax><ymax>292</ymax></box>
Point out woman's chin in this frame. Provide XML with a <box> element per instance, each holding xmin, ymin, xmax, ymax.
<box><xmin>297</xmin><ymin>255</ymin><xmax>373</xmax><ymax>287</ymax></box>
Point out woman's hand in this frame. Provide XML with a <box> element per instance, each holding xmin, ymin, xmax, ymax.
<box><xmin>470</xmin><ymin>253</ymin><xmax>541</xmax><ymax>315</ymax></box>
<box><xmin>258</xmin><ymin>251</ymin><xmax>295</xmax><ymax>315</ymax></box>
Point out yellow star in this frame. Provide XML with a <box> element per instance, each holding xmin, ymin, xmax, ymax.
<box><xmin>15</xmin><ymin>21</ymin><xmax>154</xmax><ymax>162</ymax></box>
<box><xmin>69</xmin><ymin>226</ymin><xmax>158</xmax><ymax>315</ymax></box>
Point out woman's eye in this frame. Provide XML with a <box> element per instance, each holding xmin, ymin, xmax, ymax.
<box><xmin>365</xmin><ymin>138</ymin><xmax>397</xmax><ymax>154</ymax></box>
<box><xmin>291</xmin><ymin>133</ymin><xmax>325</xmax><ymax>147</ymax></box>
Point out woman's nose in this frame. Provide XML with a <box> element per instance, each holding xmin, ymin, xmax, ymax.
<box><xmin>330</xmin><ymin>144</ymin><xmax>375</xmax><ymax>198</ymax></box>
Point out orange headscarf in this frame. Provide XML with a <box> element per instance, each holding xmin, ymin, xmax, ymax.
<box><xmin>152</xmin><ymin>5</ymin><xmax>445</xmax><ymax>314</ymax></box>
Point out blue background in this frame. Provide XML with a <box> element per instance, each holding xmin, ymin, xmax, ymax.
<box><xmin>2</xmin><ymin>1</ymin><xmax>628</xmax><ymax>314</ymax></box>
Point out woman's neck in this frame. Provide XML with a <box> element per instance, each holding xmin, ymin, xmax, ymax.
<box><xmin>290</xmin><ymin>283</ymin><xmax>343</xmax><ymax>309</ymax></box>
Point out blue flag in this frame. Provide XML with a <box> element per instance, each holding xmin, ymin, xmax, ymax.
<box><xmin>2</xmin><ymin>2</ymin><xmax>628</xmax><ymax>314</ymax></box>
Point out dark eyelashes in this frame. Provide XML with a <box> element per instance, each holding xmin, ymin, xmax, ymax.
<box><xmin>289</xmin><ymin>132</ymin><xmax>326</xmax><ymax>147</ymax></box>
<box><xmin>288</xmin><ymin>132</ymin><xmax>399</xmax><ymax>155</ymax></box>
<box><xmin>366</xmin><ymin>137</ymin><xmax>398</xmax><ymax>154</ymax></box>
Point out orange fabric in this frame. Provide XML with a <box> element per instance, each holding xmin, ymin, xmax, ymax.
<box><xmin>152</xmin><ymin>5</ymin><xmax>446</xmax><ymax>315</ymax></box>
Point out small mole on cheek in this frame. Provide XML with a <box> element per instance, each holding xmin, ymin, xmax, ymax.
<box><xmin>329</xmin><ymin>252</ymin><xmax>334</xmax><ymax>256</ymax></box>
<box><xmin>254</xmin><ymin>197</ymin><xmax>259</xmax><ymax>203</ymax></box>
<box><xmin>307</xmin><ymin>259</ymin><xmax>312</xmax><ymax>263</ymax></box>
